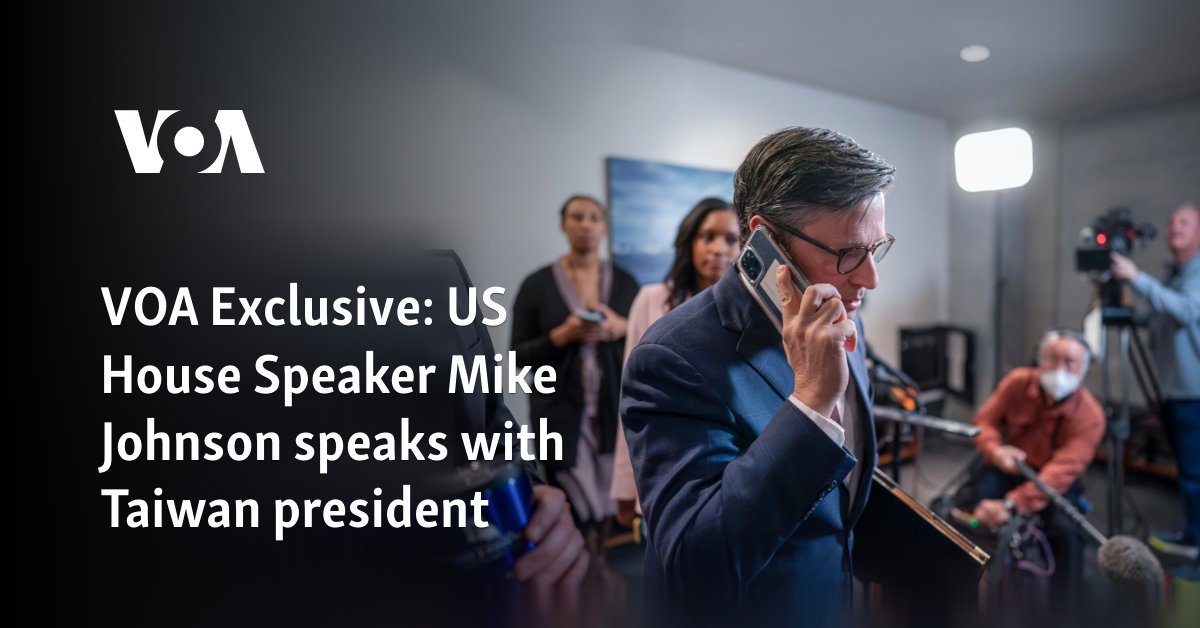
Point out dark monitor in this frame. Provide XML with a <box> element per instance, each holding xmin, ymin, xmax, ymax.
<box><xmin>900</xmin><ymin>325</ymin><xmax>976</xmax><ymax>404</ymax></box>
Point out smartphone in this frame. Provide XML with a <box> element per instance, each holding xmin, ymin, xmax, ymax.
<box><xmin>736</xmin><ymin>225</ymin><xmax>812</xmax><ymax>332</ymax></box>
<box><xmin>576</xmin><ymin>310</ymin><xmax>605</xmax><ymax>324</ymax></box>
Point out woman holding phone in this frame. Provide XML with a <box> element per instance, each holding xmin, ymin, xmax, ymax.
<box><xmin>611</xmin><ymin>197</ymin><xmax>740</xmax><ymax>527</ymax></box>
<box><xmin>511</xmin><ymin>194</ymin><xmax>639</xmax><ymax>533</ymax></box>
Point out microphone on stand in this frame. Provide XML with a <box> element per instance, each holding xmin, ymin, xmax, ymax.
<box><xmin>866</xmin><ymin>343</ymin><xmax>923</xmax><ymax>391</ymax></box>
<box><xmin>865</xmin><ymin>342</ymin><xmax>932</xmax><ymax>483</ymax></box>
<box><xmin>865</xmin><ymin>342</ymin><xmax>925</xmax><ymax>414</ymax></box>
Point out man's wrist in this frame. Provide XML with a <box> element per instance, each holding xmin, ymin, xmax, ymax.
<box><xmin>788</xmin><ymin>395</ymin><xmax>845</xmax><ymax>447</ymax></box>
<box><xmin>791</xmin><ymin>390</ymin><xmax>836</xmax><ymax>420</ymax></box>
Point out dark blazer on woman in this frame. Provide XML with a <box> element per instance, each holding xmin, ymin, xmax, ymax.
<box><xmin>510</xmin><ymin>263</ymin><xmax>639</xmax><ymax>471</ymax></box>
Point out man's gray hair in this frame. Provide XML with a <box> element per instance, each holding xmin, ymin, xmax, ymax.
<box><xmin>1037</xmin><ymin>328</ymin><xmax>1092</xmax><ymax>371</ymax></box>
<box><xmin>733</xmin><ymin>127</ymin><xmax>895</xmax><ymax>244</ymax></box>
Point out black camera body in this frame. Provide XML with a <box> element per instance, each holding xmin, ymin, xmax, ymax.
<box><xmin>1075</xmin><ymin>207</ymin><xmax>1157</xmax><ymax>272</ymax></box>
<box><xmin>1076</xmin><ymin>207</ymin><xmax>1157</xmax><ymax>317</ymax></box>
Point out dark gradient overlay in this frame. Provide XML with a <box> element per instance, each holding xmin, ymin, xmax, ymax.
<box><xmin>43</xmin><ymin>3</ymin><xmax>525</xmax><ymax>624</ymax></box>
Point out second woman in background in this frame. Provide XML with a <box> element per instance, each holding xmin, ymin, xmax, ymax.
<box><xmin>611</xmin><ymin>197</ymin><xmax>740</xmax><ymax>526</ymax></box>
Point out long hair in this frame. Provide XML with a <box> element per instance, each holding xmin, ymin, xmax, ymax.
<box><xmin>664</xmin><ymin>197</ymin><xmax>735</xmax><ymax>310</ymax></box>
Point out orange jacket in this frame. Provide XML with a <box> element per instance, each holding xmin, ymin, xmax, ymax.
<box><xmin>973</xmin><ymin>367</ymin><xmax>1106</xmax><ymax>513</ymax></box>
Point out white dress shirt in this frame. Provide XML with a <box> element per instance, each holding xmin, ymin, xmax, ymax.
<box><xmin>790</xmin><ymin>382</ymin><xmax>865</xmax><ymax>505</ymax></box>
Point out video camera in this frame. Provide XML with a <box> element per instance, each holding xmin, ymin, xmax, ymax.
<box><xmin>1075</xmin><ymin>208</ymin><xmax>1157</xmax><ymax>313</ymax></box>
<box><xmin>1075</xmin><ymin>208</ymin><xmax>1157</xmax><ymax>272</ymax></box>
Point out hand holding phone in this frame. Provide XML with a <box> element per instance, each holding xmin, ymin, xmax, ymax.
<box><xmin>576</xmin><ymin>310</ymin><xmax>605</xmax><ymax>325</ymax></box>
<box><xmin>737</xmin><ymin>226</ymin><xmax>811</xmax><ymax>330</ymax></box>
<box><xmin>737</xmin><ymin>226</ymin><xmax>857</xmax><ymax>353</ymax></box>
<box><xmin>775</xmin><ymin>267</ymin><xmax>858</xmax><ymax>417</ymax></box>
<box><xmin>550</xmin><ymin>313</ymin><xmax>600</xmax><ymax>347</ymax></box>
<box><xmin>737</xmin><ymin>225</ymin><xmax>858</xmax><ymax>418</ymax></box>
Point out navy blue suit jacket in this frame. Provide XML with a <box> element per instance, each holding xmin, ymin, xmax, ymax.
<box><xmin>620</xmin><ymin>270</ymin><xmax>877</xmax><ymax>623</ymax></box>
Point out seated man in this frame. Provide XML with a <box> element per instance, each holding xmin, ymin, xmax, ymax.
<box><xmin>959</xmin><ymin>329</ymin><xmax>1106</xmax><ymax>601</ymax></box>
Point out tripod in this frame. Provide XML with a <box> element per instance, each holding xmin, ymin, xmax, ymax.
<box><xmin>1097</xmin><ymin>304</ymin><xmax>1162</xmax><ymax>536</ymax></box>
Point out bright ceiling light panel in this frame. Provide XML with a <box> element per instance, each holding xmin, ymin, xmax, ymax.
<box><xmin>954</xmin><ymin>127</ymin><xmax>1033</xmax><ymax>192</ymax></box>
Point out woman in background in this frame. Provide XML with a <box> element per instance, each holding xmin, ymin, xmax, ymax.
<box><xmin>511</xmin><ymin>194</ymin><xmax>639</xmax><ymax>533</ymax></box>
<box><xmin>611</xmin><ymin>197</ymin><xmax>740</xmax><ymax>527</ymax></box>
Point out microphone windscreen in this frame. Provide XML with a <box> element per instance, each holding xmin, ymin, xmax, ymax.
<box><xmin>1099</xmin><ymin>535</ymin><xmax>1163</xmax><ymax>586</ymax></box>
<box><xmin>1099</xmin><ymin>535</ymin><xmax>1164</xmax><ymax>622</ymax></box>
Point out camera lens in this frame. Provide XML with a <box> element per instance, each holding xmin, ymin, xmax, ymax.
<box><xmin>1111</xmin><ymin>234</ymin><xmax>1131</xmax><ymax>253</ymax></box>
<box><xmin>740</xmin><ymin>249</ymin><xmax>762</xmax><ymax>280</ymax></box>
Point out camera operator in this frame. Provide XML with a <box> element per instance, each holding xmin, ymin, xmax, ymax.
<box><xmin>1111</xmin><ymin>202</ymin><xmax>1200</xmax><ymax>560</ymax></box>
<box><xmin>962</xmin><ymin>330</ymin><xmax>1106</xmax><ymax>602</ymax></box>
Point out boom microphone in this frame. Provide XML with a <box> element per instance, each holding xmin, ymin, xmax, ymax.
<box><xmin>1015</xmin><ymin>461</ymin><xmax>1106</xmax><ymax>545</ymax></box>
<box><xmin>1014</xmin><ymin>461</ymin><xmax>1164</xmax><ymax>619</ymax></box>
<box><xmin>1098</xmin><ymin>535</ymin><xmax>1163</xmax><ymax>590</ymax></box>
<box><xmin>1098</xmin><ymin>535</ymin><xmax>1164</xmax><ymax>621</ymax></box>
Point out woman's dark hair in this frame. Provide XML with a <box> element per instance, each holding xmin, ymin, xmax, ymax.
<box><xmin>664</xmin><ymin>197</ymin><xmax>735</xmax><ymax>310</ymax></box>
<box><xmin>559</xmin><ymin>194</ymin><xmax>606</xmax><ymax>224</ymax></box>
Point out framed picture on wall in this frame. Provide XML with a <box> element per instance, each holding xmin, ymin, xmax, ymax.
<box><xmin>607</xmin><ymin>156</ymin><xmax>735</xmax><ymax>286</ymax></box>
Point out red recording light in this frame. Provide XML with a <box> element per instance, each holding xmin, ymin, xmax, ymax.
<box><xmin>1096</xmin><ymin>233</ymin><xmax>1107</xmax><ymax>245</ymax></box>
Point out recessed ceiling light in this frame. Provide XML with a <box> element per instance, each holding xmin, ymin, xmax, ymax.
<box><xmin>960</xmin><ymin>45</ymin><xmax>991</xmax><ymax>63</ymax></box>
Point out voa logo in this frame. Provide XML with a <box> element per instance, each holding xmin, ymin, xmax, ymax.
<box><xmin>114</xmin><ymin>110</ymin><xmax>264</xmax><ymax>173</ymax></box>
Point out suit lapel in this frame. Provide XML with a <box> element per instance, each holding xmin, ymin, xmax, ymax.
<box><xmin>735</xmin><ymin>310</ymin><xmax>794</xmax><ymax>401</ymax></box>
<box><xmin>715</xmin><ymin>271</ymin><xmax>793</xmax><ymax>401</ymax></box>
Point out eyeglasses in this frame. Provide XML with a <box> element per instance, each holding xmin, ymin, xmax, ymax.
<box><xmin>773</xmin><ymin>222</ymin><xmax>896</xmax><ymax>275</ymax></box>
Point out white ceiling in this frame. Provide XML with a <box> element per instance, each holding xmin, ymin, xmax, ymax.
<box><xmin>625</xmin><ymin>1</ymin><xmax>1200</xmax><ymax>123</ymax></box>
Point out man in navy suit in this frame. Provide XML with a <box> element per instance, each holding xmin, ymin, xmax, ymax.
<box><xmin>620</xmin><ymin>127</ymin><xmax>896</xmax><ymax>625</ymax></box>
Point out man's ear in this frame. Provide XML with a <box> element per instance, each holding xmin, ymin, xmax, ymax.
<box><xmin>747</xmin><ymin>215</ymin><xmax>769</xmax><ymax>232</ymax></box>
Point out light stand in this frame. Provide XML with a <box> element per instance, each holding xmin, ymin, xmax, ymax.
<box><xmin>953</xmin><ymin>126</ymin><xmax>1033</xmax><ymax>389</ymax></box>
<box><xmin>992</xmin><ymin>190</ymin><xmax>1007</xmax><ymax>388</ymax></box>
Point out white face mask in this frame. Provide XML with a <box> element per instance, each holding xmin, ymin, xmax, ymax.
<box><xmin>1039</xmin><ymin>368</ymin><xmax>1082</xmax><ymax>401</ymax></box>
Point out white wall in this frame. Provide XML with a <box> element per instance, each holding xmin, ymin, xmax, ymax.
<box><xmin>948</xmin><ymin>101</ymin><xmax>1200</xmax><ymax>413</ymax></box>
<box><xmin>1056</xmin><ymin>102</ymin><xmax>1200</xmax><ymax>403</ymax></box>
<box><xmin>948</xmin><ymin>120</ymin><xmax>1060</xmax><ymax>410</ymax></box>
<box><xmin>360</xmin><ymin>41</ymin><xmax>951</xmax><ymax>421</ymax></box>
<box><xmin>1057</xmin><ymin>102</ymin><xmax>1200</xmax><ymax>328</ymax></box>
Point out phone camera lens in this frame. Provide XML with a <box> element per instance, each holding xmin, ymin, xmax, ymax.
<box><xmin>740</xmin><ymin>250</ymin><xmax>762</xmax><ymax>279</ymax></box>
